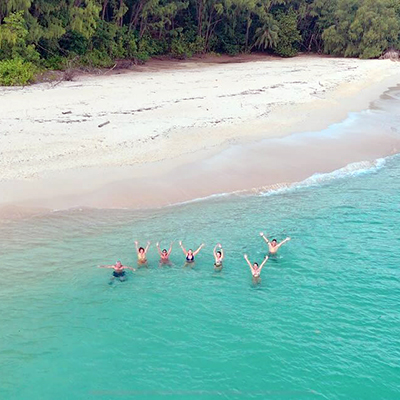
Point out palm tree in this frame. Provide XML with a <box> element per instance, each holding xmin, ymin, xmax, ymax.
<box><xmin>252</xmin><ymin>15</ymin><xmax>279</xmax><ymax>49</ymax></box>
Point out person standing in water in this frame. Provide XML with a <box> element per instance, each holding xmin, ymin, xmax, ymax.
<box><xmin>135</xmin><ymin>241</ymin><xmax>150</xmax><ymax>267</ymax></box>
<box><xmin>98</xmin><ymin>261</ymin><xmax>135</xmax><ymax>283</ymax></box>
<box><xmin>179</xmin><ymin>241</ymin><xmax>204</xmax><ymax>267</ymax></box>
<box><xmin>213</xmin><ymin>243</ymin><xmax>224</xmax><ymax>271</ymax></box>
<box><xmin>244</xmin><ymin>254</ymin><xmax>268</xmax><ymax>283</ymax></box>
<box><xmin>260</xmin><ymin>232</ymin><xmax>291</xmax><ymax>255</ymax></box>
<box><xmin>156</xmin><ymin>242</ymin><xmax>173</xmax><ymax>266</ymax></box>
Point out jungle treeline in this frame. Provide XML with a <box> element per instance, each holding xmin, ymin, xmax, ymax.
<box><xmin>0</xmin><ymin>0</ymin><xmax>399</xmax><ymax>84</ymax></box>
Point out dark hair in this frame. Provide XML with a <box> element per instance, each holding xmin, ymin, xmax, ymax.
<box><xmin>139</xmin><ymin>247</ymin><xmax>145</xmax><ymax>252</ymax></box>
<box><xmin>272</xmin><ymin>239</ymin><xmax>277</xmax><ymax>243</ymax></box>
<box><xmin>216</xmin><ymin>251</ymin><xmax>222</xmax><ymax>256</ymax></box>
<box><xmin>162</xmin><ymin>249</ymin><xmax>167</xmax><ymax>253</ymax></box>
<box><xmin>254</xmin><ymin>262</ymin><xmax>259</xmax><ymax>267</ymax></box>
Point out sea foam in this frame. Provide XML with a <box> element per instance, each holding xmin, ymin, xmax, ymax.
<box><xmin>258</xmin><ymin>158</ymin><xmax>387</xmax><ymax>197</ymax></box>
<box><xmin>172</xmin><ymin>156</ymin><xmax>390</xmax><ymax>208</ymax></box>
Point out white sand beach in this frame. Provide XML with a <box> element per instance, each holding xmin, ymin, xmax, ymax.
<box><xmin>0</xmin><ymin>54</ymin><xmax>399</xmax><ymax>215</ymax></box>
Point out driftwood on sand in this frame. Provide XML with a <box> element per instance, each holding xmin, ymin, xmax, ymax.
<box><xmin>98</xmin><ymin>121</ymin><xmax>110</xmax><ymax>128</ymax></box>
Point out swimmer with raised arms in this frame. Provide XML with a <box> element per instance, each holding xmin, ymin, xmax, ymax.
<box><xmin>156</xmin><ymin>241</ymin><xmax>173</xmax><ymax>266</ymax></box>
<box><xmin>98</xmin><ymin>261</ymin><xmax>135</xmax><ymax>283</ymax></box>
<box><xmin>213</xmin><ymin>243</ymin><xmax>224</xmax><ymax>271</ymax></box>
<box><xmin>244</xmin><ymin>254</ymin><xmax>268</xmax><ymax>283</ymax></box>
<box><xmin>135</xmin><ymin>240</ymin><xmax>150</xmax><ymax>267</ymax></box>
<box><xmin>179</xmin><ymin>241</ymin><xmax>204</xmax><ymax>267</ymax></box>
<box><xmin>260</xmin><ymin>232</ymin><xmax>291</xmax><ymax>255</ymax></box>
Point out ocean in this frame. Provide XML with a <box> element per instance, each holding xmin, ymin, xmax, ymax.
<box><xmin>0</xmin><ymin>145</ymin><xmax>399</xmax><ymax>399</ymax></box>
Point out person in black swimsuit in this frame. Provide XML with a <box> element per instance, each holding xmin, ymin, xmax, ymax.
<box><xmin>179</xmin><ymin>241</ymin><xmax>204</xmax><ymax>267</ymax></box>
<box><xmin>98</xmin><ymin>261</ymin><xmax>136</xmax><ymax>284</ymax></box>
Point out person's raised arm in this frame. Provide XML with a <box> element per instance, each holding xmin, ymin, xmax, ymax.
<box><xmin>194</xmin><ymin>243</ymin><xmax>205</xmax><ymax>256</ymax></box>
<box><xmin>259</xmin><ymin>255</ymin><xmax>269</xmax><ymax>270</ymax></box>
<box><xmin>167</xmin><ymin>242</ymin><xmax>173</xmax><ymax>256</ymax></box>
<box><xmin>216</xmin><ymin>243</ymin><xmax>224</xmax><ymax>260</ymax></box>
<box><xmin>213</xmin><ymin>244</ymin><xmax>218</xmax><ymax>259</ymax></box>
<box><xmin>156</xmin><ymin>242</ymin><xmax>162</xmax><ymax>256</ymax></box>
<box><xmin>145</xmin><ymin>241</ymin><xmax>151</xmax><ymax>253</ymax></box>
<box><xmin>277</xmin><ymin>237</ymin><xmax>291</xmax><ymax>248</ymax></box>
<box><xmin>244</xmin><ymin>254</ymin><xmax>252</xmax><ymax>270</ymax></box>
<box><xmin>98</xmin><ymin>265</ymin><xmax>113</xmax><ymax>269</ymax></box>
<box><xmin>260</xmin><ymin>232</ymin><xmax>270</xmax><ymax>245</ymax></box>
<box><xmin>179</xmin><ymin>241</ymin><xmax>187</xmax><ymax>255</ymax></box>
<box><xmin>123</xmin><ymin>266</ymin><xmax>136</xmax><ymax>271</ymax></box>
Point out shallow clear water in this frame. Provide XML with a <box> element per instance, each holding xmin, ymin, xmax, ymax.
<box><xmin>1</xmin><ymin>154</ymin><xmax>400</xmax><ymax>399</ymax></box>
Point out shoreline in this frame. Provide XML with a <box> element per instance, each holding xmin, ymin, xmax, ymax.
<box><xmin>0</xmin><ymin>55</ymin><xmax>399</xmax><ymax>220</ymax></box>
<box><xmin>0</xmin><ymin>151</ymin><xmax>397</xmax><ymax>224</ymax></box>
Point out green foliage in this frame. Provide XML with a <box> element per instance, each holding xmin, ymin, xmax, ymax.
<box><xmin>192</xmin><ymin>35</ymin><xmax>206</xmax><ymax>53</ymax></box>
<box><xmin>274</xmin><ymin>10</ymin><xmax>301</xmax><ymax>57</ymax></box>
<box><xmin>0</xmin><ymin>0</ymin><xmax>400</xmax><ymax>82</ymax></box>
<box><xmin>79</xmin><ymin>49</ymin><xmax>114</xmax><ymax>68</ymax></box>
<box><xmin>59</xmin><ymin>30</ymin><xmax>89</xmax><ymax>55</ymax></box>
<box><xmin>253</xmin><ymin>14</ymin><xmax>279</xmax><ymax>51</ymax></box>
<box><xmin>41</xmin><ymin>55</ymin><xmax>67</xmax><ymax>70</ymax></box>
<box><xmin>223</xmin><ymin>43</ymin><xmax>241</xmax><ymax>56</ymax></box>
<box><xmin>322</xmin><ymin>0</ymin><xmax>400</xmax><ymax>58</ymax></box>
<box><xmin>169</xmin><ymin>32</ymin><xmax>205</xmax><ymax>58</ymax></box>
<box><xmin>0</xmin><ymin>58</ymin><xmax>37</xmax><ymax>86</ymax></box>
<box><xmin>0</xmin><ymin>11</ymin><xmax>40</xmax><ymax>62</ymax></box>
<box><xmin>69</xmin><ymin>0</ymin><xmax>101</xmax><ymax>39</ymax></box>
<box><xmin>170</xmin><ymin>36</ymin><xmax>193</xmax><ymax>58</ymax></box>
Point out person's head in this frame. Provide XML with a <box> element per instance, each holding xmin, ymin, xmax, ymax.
<box><xmin>271</xmin><ymin>239</ymin><xmax>277</xmax><ymax>247</ymax></box>
<box><xmin>188</xmin><ymin>249</ymin><xmax>193</xmax><ymax>255</ymax></box>
<box><xmin>115</xmin><ymin>261</ymin><xmax>122</xmax><ymax>268</ymax></box>
<box><xmin>162</xmin><ymin>249</ymin><xmax>168</xmax><ymax>255</ymax></box>
<box><xmin>253</xmin><ymin>262</ymin><xmax>259</xmax><ymax>268</ymax></box>
<box><xmin>216</xmin><ymin>251</ymin><xmax>222</xmax><ymax>258</ymax></box>
<box><xmin>139</xmin><ymin>247</ymin><xmax>145</xmax><ymax>254</ymax></box>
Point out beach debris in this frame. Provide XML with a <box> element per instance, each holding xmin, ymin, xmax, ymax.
<box><xmin>62</xmin><ymin>111</ymin><xmax>72</xmax><ymax>115</ymax></box>
<box><xmin>103</xmin><ymin>63</ymin><xmax>117</xmax><ymax>75</ymax></box>
<box><xmin>63</xmin><ymin>68</ymin><xmax>76</xmax><ymax>81</ymax></box>
<box><xmin>380</xmin><ymin>48</ymin><xmax>399</xmax><ymax>61</ymax></box>
<box><xmin>115</xmin><ymin>60</ymin><xmax>135</xmax><ymax>69</ymax></box>
<box><xmin>98</xmin><ymin>121</ymin><xmax>110</xmax><ymax>128</ymax></box>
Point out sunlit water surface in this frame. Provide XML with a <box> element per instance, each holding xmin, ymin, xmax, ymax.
<box><xmin>0</xmin><ymin>155</ymin><xmax>399</xmax><ymax>399</ymax></box>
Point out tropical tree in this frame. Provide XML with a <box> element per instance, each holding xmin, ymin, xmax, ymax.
<box><xmin>253</xmin><ymin>13</ymin><xmax>279</xmax><ymax>50</ymax></box>
<box><xmin>322</xmin><ymin>0</ymin><xmax>399</xmax><ymax>58</ymax></box>
<box><xmin>2</xmin><ymin>0</ymin><xmax>400</xmax><ymax>86</ymax></box>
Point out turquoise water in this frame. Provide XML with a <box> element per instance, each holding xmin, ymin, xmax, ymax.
<box><xmin>1</xmin><ymin>154</ymin><xmax>400</xmax><ymax>399</ymax></box>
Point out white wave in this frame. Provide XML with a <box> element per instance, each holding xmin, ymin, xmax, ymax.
<box><xmin>166</xmin><ymin>191</ymin><xmax>235</xmax><ymax>208</ymax></box>
<box><xmin>172</xmin><ymin>157</ymin><xmax>390</xmax><ymax>207</ymax></box>
<box><xmin>47</xmin><ymin>155</ymin><xmax>394</xmax><ymax>213</ymax></box>
<box><xmin>259</xmin><ymin>158</ymin><xmax>387</xmax><ymax>197</ymax></box>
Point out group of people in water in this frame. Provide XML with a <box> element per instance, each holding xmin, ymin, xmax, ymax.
<box><xmin>99</xmin><ymin>232</ymin><xmax>291</xmax><ymax>283</ymax></box>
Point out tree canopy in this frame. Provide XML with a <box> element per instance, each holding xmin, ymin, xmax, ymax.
<box><xmin>0</xmin><ymin>0</ymin><xmax>399</xmax><ymax>82</ymax></box>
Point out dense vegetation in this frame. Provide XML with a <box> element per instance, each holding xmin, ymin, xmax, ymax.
<box><xmin>0</xmin><ymin>0</ymin><xmax>399</xmax><ymax>85</ymax></box>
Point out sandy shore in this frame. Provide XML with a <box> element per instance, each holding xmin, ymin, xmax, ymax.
<box><xmin>0</xmin><ymin>54</ymin><xmax>399</xmax><ymax>216</ymax></box>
